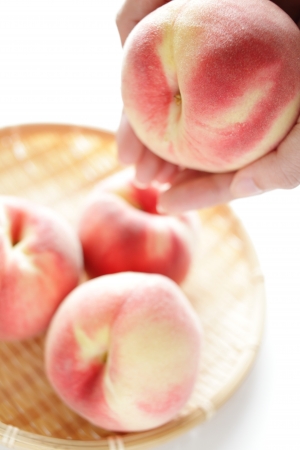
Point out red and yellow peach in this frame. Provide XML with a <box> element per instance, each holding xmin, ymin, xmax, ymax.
<box><xmin>121</xmin><ymin>0</ymin><xmax>300</xmax><ymax>172</ymax></box>
<box><xmin>45</xmin><ymin>272</ymin><xmax>202</xmax><ymax>432</ymax></box>
<box><xmin>78</xmin><ymin>168</ymin><xmax>200</xmax><ymax>284</ymax></box>
<box><xmin>0</xmin><ymin>196</ymin><xmax>83</xmax><ymax>341</ymax></box>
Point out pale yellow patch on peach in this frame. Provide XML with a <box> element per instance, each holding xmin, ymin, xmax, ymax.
<box><xmin>103</xmin><ymin>320</ymin><xmax>194</xmax><ymax>429</ymax></box>
<box><xmin>12</xmin><ymin>248</ymin><xmax>39</xmax><ymax>272</ymax></box>
<box><xmin>114</xmin><ymin>188</ymin><xmax>141</xmax><ymax>210</ymax></box>
<box><xmin>210</xmin><ymin>84</ymin><xmax>273</xmax><ymax>128</ymax></box>
<box><xmin>0</xmin><ymin>207</ymin><xmax>40</xmax><ymax>273</ymax></box>
<box><xmin>145</xmin><ymin>222</ymin><xmax>172</xmax><ymax>258</ymax></box>
<box><xmin>74</xmin><ymin>326</ymin><xmax>110</xmax><ymax>363</ymax></box>
<box><xmin>97</xmin><ymin>168</ymin><xmax>141</xmax><ymax>210</ymax></box>
<box><xmin>232</xmin><ymin>91</ymin><xmax>300</xmax><ymax>170</ymax></box>
<box><xmin>158</xmin><ymin>25</ymin><xmax>176</xmax><ymax>75</ymax></box>
<box><xmin>157</xmin><ymin>24</ymin><xmax>182</xmax><ymax>143</ymax></box>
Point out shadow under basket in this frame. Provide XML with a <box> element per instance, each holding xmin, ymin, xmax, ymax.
<box><xmin>0</xmin><ymin>124</ymin><xmax>265</xmax><ymax>450</ymax></box>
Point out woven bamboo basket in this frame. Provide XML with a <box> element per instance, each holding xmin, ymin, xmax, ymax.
<box><xmin>0</xmin><ymin>124</ymin><xmax>265</xmax><ymax>450</ymax></box>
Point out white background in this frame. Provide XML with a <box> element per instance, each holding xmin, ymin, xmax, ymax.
<box><xmin>0</xmin><ymin>1</ymin><xmax>300</xmax><ymax>449</ymax></box>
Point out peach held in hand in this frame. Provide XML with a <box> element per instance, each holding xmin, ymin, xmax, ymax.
<box><xmin>78</xmin><ymin>168</ymin><xmax>200</xmax><ymax>284</ymax></box>
<box><xmin>0</xmin><ymin>196</ymin><xmax>83</xmax><ymax>341</ymax></box>
<box><xmin>121</xmin><ymin>0</ymin><xmax>300</xmax><ymax>172</ymax></box>
<box><xmin>45</xmin><ymin>272</ymin><xmax>202</xmax><ymax>432</ymax></box>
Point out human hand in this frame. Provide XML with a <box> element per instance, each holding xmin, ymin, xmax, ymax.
<box><xmin>116</xmin><ymin>0</ymin><xmax>300</xmax><ymax>214</ymax></box>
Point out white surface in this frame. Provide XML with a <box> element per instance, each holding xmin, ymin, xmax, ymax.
<box><xmin>0</xmin><ymin>1</ymin><xmax>299</xmax><ymax>449</ymax></box>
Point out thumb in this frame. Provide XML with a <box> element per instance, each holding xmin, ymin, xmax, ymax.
<box><xmin>230</xmin><ymin>119</ymin><xmax>300</xmax><ymax>198</ymax></box>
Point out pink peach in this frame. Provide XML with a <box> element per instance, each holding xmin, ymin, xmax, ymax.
<box><xmin>121</xmin><ymin>0</ymin><xmax>300</xmax><ymax>172</ymax></box>
<box><xmin>0</xmin><ymin>196</ymin><xmax>83</xmax><ymax>340</ymax></box>
<box><xmin>78</xmin><ymin>168</ymin><xmax>200</xmax><ymax>284</ymax></box>
<box><xmin>45</xmin><ymin>272</ymin><xmax>202</xmax><ymax>432</ymax></box>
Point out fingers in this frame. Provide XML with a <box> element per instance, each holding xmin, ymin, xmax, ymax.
<box><xmin>117</xmin><ymin>111</ymin><xmax>174</xmax><ymax>187</ymax></box>
<box><xmin>134</xmin><ymin>146</ymin><xmax>182</xmax><ymax>186</ymax></box>
<box><xmin>231</xmin><ymin>119</ymin><xmax>300</xmax><ymax>197</ymax></box>
<box><xmin>116</xmin><ymin>113</ymin><xmax>145</xmax><ymax>164</ymax></box>
<box><xmin>158</xmin><ymin>172</ymin><xmax>235</xmax><ymax>214</ymax></box>
<box><xmin>134</xmin><ymin>148</ymin><xmax>165</xmax><ymax>186</ymax></box>
<box><xmin>116</xmin><ymin>0</ymin><xmax>171</xmax><ymax>46</ymax></box>
<box><xmin>168</xmin><ymin>168</ymin><xmax>206</xmax><ymax>186</ymax></box>
<box><xmin>154</xmin><ymin>161</ymin><xmax>180</xmax><ymax>184</ymax></box>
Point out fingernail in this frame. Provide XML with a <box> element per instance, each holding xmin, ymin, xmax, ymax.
<box><xmin>231</xmin><ymin>177</ymin><xmax>263</xmax><ymax>198</ymax></box>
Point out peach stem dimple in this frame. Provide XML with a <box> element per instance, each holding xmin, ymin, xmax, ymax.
<box><xmin>10</xmin><ymin>219</ymin><xmax>24</xmax><ymax>247</ymax></box>
<box><xmin>74</xmin><ymin>326</ymin><xmax>110</xmax><ymax>365</ymax></box>
<box><xmin>174</xmin><ymin>93</ymin><xmax>182</xmax><ymax>106</ymax></box>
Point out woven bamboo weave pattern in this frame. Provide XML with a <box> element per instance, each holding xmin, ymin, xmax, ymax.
<box><xmin>0</xmin><ymin>124</ymin><xmax>265</xmax><ymax>450</ymax></box>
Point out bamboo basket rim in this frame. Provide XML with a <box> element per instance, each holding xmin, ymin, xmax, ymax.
<box><xmin>0</xmin><ymin>123</ymin><xmax>266</xmax><ymax>450</ymax></box>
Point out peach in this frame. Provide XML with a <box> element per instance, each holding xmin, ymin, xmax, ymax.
<box><xmin>0</xmin><ymin>196</ymin><xmax>83</xmax><ymax>341</ymax></box>
<box><xmin>78</xmin><ymin>168</ymin><xmax>200</xmax><ymax>284</ymax></box>
<box><xmin>45</xmin><ymin>272</ymin><xmax>202</xmax><ymax>432</ymax></box>
<box><xmin>121</xmin><ymin>0</ymin><xmax>300</xmax><ymax>172</ymax></box>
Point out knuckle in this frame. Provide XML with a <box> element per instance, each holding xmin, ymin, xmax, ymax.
<box><xmin>278</xmin><ymin>160</ymin><xmax>300</xmax><ymax>189</ymax></box>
